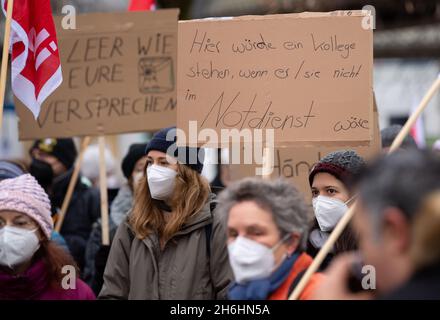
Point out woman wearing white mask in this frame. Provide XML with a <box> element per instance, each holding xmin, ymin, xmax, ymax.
<box><xmin>216</xmin><ymin>177</ymin><xmax>324</xmax><ymax>300</ymax></box>
<box><xmin>111</xmin><ymin>143</ymin><xmax>149</xmax><ymax>226</ymax></box>
<box><xmin>0</xmin><ymin>174</ymin><xmax>95</xmax><ymax>300</ymax></box>
<box><xmin>84</xmin><ymin>143</ymin><xmax>149</xmax><ymax>294</ymax></box>
<box><xmin>307</xmin><ymin>150</ymin><xmax>365</xmax><ymax>270</ymax></box>
<box><xmin>99</xmin><ymin>127</ymin><xmax>232</xmax><ymax>299</ymax></box>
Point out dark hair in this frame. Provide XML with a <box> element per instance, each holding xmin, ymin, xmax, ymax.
<box><xmin>334</xmin><ymin>223</ymin><xmax>358</xmax><ymax>253</ymax></box>
<box><xmin>381</xmin><ymin>125</ymin><xmax>418</xmax><ymax>149</ymax></box>
<box><xmin>354</xmin><ymin>149</ymin><xmax>440</xmax><ymax>224</ymax></box>
<box><xmin>307</xmin><ymin>150</ymin><xmax>362</xmax><ymax>256</ymax></box>
<box><xmin>121</xmin><ymin>143</ymin><xmax>148</xmax><ymax>179</ymax></box>
<box><xmin>35</xmin><ymin>240</ymin><xmax>79</xmax><ymax>289</ymax></box>
<box><xmin>308</xmin><ymin>218</ymin><xmax>358</xmax><ymax>257</ymax></box>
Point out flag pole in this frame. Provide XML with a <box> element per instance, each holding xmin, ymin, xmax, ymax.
<box><xmin>55</xmin><ymin>136</ymin><xmax>91</xmax><ymax>233</ymax></box>
<box><xmin>390</xmin><ymin>75</ymin><xmax>440</xmax><ymax>151</ymax></box>
<box><xmin>98</xmin><ymin>136</ymin><xmax>110</xmax><ymax>245</ymax></box>
<box><xmin>0</xmin><ymin>0</ymin><xmax>14</xmax><ymax>130</ymax></box>
<box><xmin>289</xmin><ymin>74</ymin><xmax>440</xmax><ymax>300</ymax></box>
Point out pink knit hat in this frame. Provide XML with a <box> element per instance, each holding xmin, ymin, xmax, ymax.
<box><xmin>0</xmin><ymin>174</ymin><xmax>53</xmax><ymax>239</ymax></box>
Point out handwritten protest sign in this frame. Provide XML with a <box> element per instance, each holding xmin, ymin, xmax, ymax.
<box><xmin>16</xmin><ymin>9</ymin><xmax>178</xmax><ymax>140</ymax></box>
<box><xmin>177</xmin><ymin>11</ymin><xmax>373</xmax><ymax>147</ymax></box>
<box><xmin>228</xmin><ymin>101</ymin><xmax>381</xmax><ymax>201</ymax></box>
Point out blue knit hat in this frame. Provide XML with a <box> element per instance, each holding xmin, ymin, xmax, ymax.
<box><xmin>0</xmin><ymin>160</ymin><xmax>26</xmax><ymax>180</ymax></box>
<box><xmin>145</xmin><ymin>127</ymin><xmax>204</xmax><ymax>174</ymax></box>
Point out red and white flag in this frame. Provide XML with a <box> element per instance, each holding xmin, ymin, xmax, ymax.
<box><xmin>2</xmin><ymin>0</ymin><xmax>62</xmax><ymax>119</ymax></box>
<box><xmin>128</xmin><ymin>0</ymin><xmax>156</xmax><ymax>11</ymax></box>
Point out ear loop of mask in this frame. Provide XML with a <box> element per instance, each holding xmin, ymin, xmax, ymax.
<box><xmin>272</xmin><ymin>233</ymin><xmax>294</xmax><ymax>259</ymax></box>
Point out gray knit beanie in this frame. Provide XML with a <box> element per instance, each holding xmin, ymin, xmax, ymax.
<box><xmin>309</xmin><ymin>150</ymin><xmax>366</xmax><ymax>186</ymax></box>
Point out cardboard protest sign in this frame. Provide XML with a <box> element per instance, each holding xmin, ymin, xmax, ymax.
<box><xmin>177</xmin><ymin>11</ymin><xmax>373</xmax><ymax>147</ymax></box>
<box><xmin>16</xmin><ymin>9</ymin><xmax>178</xmax><ymax>140</ymax></box>
<box><xmin>228</xmin><ymin>100</ymin><xmax>381</xmax><ymax>201</ymax></box>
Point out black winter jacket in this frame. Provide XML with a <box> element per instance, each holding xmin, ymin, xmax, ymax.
<box><xmin>381</xmin><ymin>262</ymin><xmax>440</xmax><ymax>300</ymax></box>
<box><xmin>51</xmin><ymin>170</ymin><xmax>101</xmax><ymax>271</ymax></box>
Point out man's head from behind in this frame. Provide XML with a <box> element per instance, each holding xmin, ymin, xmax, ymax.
<box><xmin>380</xmin><ymin>125</ymin><xmax>418</xmax><ymax>152</ymax></box>
<box><xmin>353</xmin><ymin>149</ymin><xmax>440</xmax><ymax>295</ymax></box>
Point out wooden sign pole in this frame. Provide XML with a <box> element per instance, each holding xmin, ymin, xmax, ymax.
<box><xmin>289</xmin><ymin>74</ymin><xmax>440</xmax><ymax>300</ymax></box>
<box><xmin>0</xmin><ymin>0</ymin><xmax>14</xmax><ymax>130</ymax></box>
<box><xmin>98</xmin><ymin>136</ymin><xmax>110</xmax><ymax>245</ymax></box>
<box><xmin>55</xmin><ymin>136</ymin><xmax>91</xmax><ymax>232</ymax></box>
<box><xmin>262</xmin><ymin>144</ymin><xmax>274</xmax><ymax>180</ymax></box>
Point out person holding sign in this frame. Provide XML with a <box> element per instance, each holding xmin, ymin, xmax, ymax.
<box><xmin>83</xmin><ymin>143</ymin><xmax>149</xmax><ymax>295</ymax></box>
<box><xmin>99</xmin><ymin>127</ymin><xmax>232</xmax><ymax>299</ymax></box>
<box><xmin>216</xmin><ymin>178</ymin><xmax>324</xmax><ymax>300</ymax></box>
<box><xmin>29</xmin><ymin>138</ymin><xmax>101</xmax><ymax>273</ymax></box>
<box><xmin>0</xmin><ymin>174</ymin><xmax>95</xmax><ymax>300</ymax></box>
<box><xmin>307</xmin><ymin>150</ymin><xmax>365</xmax><ymax>270</ymax></box>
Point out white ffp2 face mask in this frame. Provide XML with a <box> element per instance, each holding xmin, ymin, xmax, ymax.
<box><xmin>0</xmin><ymin>226</ymin><xmax>40</xmax><ymax>269</ymax></box>
<box><xmin>312</xmin><ymin>195</ymin><xmax>348</xmax><ymax>232</ymax></box>
<box><xmin>147</xmin><ymin>164</ymin><xmax>177</xmax><ymax>200</ymax></box>
<box><xmin>227</xmin><ymin>235</ymin><xmax>289</xmax><ymax>284</ymax></box>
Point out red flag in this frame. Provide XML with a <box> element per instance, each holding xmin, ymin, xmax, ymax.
<box><xmin>409</xmin><ymin>94</ymin><xmax>426</xmax><ymax>148</ymax></box>
<box><xmin>2</xmin><ymin>0</ymin><xmax>62</xmax><ymax>119</ymax></box>
<box><xmin>410</xmin><ymin>110</ymin><xmax>426</xmax><ymax>148</ymax></box>
<box><xmin>128</xmin><ymin>0</ymin><xmax>156</xmax><ymax>11</ymax></box>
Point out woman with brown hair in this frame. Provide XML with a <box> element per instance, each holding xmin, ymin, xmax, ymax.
<box><xmin>83</xmin><ymin>143</ymin><xmax>149</xmax><ymax>295</ymax></box>
<box><xmin>0</xmin><ymin>174</ymin><xmax>95</xmax><ymax>300</ymax></box>
<box><xmin>99</xmin><ymin>127</ymin><xmax>232</xmax><ymax>299</ymax></box>
<box><xmin>307</xmin><ymin>150</ymin><xmax>365</xmax><ymax>270</ymax></box>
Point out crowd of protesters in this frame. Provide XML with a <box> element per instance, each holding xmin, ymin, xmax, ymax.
<box><xmin>1</xmin><ymin>124</ymin><xmax>440</xmax><ymax>300</ymax></box>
